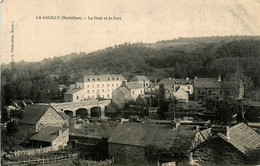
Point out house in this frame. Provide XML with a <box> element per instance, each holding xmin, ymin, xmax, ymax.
<box><xmin>30</xmin><ymin>126</ymin><xmax>69</xmax><ymax>149</ymax></box>
<box><xmin>64</xmin><ymin>88</ymin><xmax>86</xmax><ymax>102</ymax></box>
<box><xmin>173</xmin><ymin>78</ymin><xmax>194</xmax><ymax>95</ymax></box>
<box><xmin>129</xmin><ymin>76</ymin><xmax>150</xmax><ymax>92</ymax></box>
<box><xmin>66</xmin><ymin>84</ymin><xmax>76</xmax><ymax>91</ymax></box>
<box><xmin>107</xmin><ymin>122</ymin><xmax>198</xmax><ymax>165</ymax></box>
<box><xmin>19</xmin><ymin>105</ymin><xmax>68</xmax><ymax>134</ymax></box>
<box><xmin>67</xmin><ymin>74</ymin><xmax>126</xmax><ymax>100</ymax></box>
<box><xmin>193</xmin><ymin>77</ymin><xmax>224</xmax><ymax>101</ymax></box>
<box><xmin>174</xmin><ymin>88</ymin><xmax>189</xmax><ymax>103</ymax></box>
<box><xmin>112</xmin><ymin>87</ymin><xmax>132</xmax><ymax>109</ymax></box>
<box><xmin>192</xmin><ymin>123</ymin><xmax>260</xmax><ymax>165</ymax></box>
<box><xmin>112</xmin><ymin>82</ymin><xmax>145</xmax><ymax>108</ymax></box>
<box><xmin>124</xmin><ymin>82</ymin><xmax>145</xmax><ymax>100</ymax></box>
<box><xmin>156</xmin><ymin>78</ymin><xmax>175</xmax><ymax>99</ymax></box>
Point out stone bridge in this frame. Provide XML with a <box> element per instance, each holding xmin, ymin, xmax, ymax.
<box><xmin>50</xmin><ymin>99</ymin><xmax>111</xmax><ymax>118</ymax></box>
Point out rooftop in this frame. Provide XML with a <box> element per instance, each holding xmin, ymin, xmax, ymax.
<box><xmin>108</xmin><ymin>123</ymin><xmax>197</xmax><ymax>152</ymax></box>
<box><xmin>129</xmin><ymin>76</ymin><xmax>150</xmax><ymax>82</ymax></box>
<box><xmin>77</xmin><ymin>74</ymin><xmax>126</xmax><ymax>82</ymax></box>
<box><xmin>126</xmin><ymin>82</ymin><xmax>143</xmax><ymax>90</ymax></box>
<box><xmin>64</xmin><ymin>88</ymin><xmax>84</xmax><ymax>95</ymax></box>
<box><xmin>30</xmin><ymin>126</ymin><xmax>68</xmax><ymax>143</ymax></box>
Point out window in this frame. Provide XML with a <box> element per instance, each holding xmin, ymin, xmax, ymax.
<box><xmin>102</xmin><ymin>84</ymin><xmax>104</xmax><ymax>87</ymax></box>
<box><xmin>97</xmin><ymin>78</ymin><xmax>100</xmax><ymax>81</ymax></box>
<box><xmin>188</xmin><ymin>86</ymin><xmax>190</xmax><ymax>89</ymax></box>
<box><xmin>108</xmin><ymin>78</ymin><xmax>110</xmax><ymax>81</ymax></box>
<box><xmin>112</xmin><ymin>88</ymin><xmax>114</xmax><ymax>91</ymax></box>
<box><xmin>141</xmin><ymin>90</ymin><xmax>142</xmax><ymax>94</ymax></box>
<box><xmin>97</xmin><ymin>84</ymin><xmax>99</xmax><ymax>87</ymax></box>
<box><xmin>102</xmin><ymin>95</ymin><xmax>104</xmax><ymax>98</ymax></box>
<box><xmin>88</xmin><ymin>78</ymin><xmax>90</xmax><ymax>81</ymax></box>
<box><xmin>133</xmin><ymin>91</ymin><xmax>135</xmax><ymax>95</ymax></box>
<box><xmin>112</xmin><ymin>84</ymin><xmax>114</xmax><ymax>87</ymax></box>
<box><xmin>112</xmin><ymin>78</ymin><xmax>115</xmax><ymax>80</ymax></box>
<box><xmin>107</xmin><ymin>94</ymin><xmax>110</xmax><ymax>98</ymax></box>
<box><xmin>107</xmin><ymin>84</ymin><xmax>110</xmax><ymax>87</ymax></box>
<box><xmin>87</xmin><ymin>90</ymin><xmax>90</xmax><ymax>93</ymax></box>
<box><xmin>107</xmin><ymin>89</ymin><xmax>110</xmax><ymax>92</ymax></box>
<box><xmin>92</xmin><ymin>90</ymin><xmax>95</xmax><ymax>93</ymax></box>
<box><xmin>97</xmin><ymin>89</ymin><xmax>99</xmax><ymax>92</ymax></box>
<box><xmin>116</xmin><ymin>78</ymin><xmax>119</xmax><ymax>80</ymax></box>
<box><xmin>87</xmin><ymin>85</ymin><xmax>89</xmax><ymax>88</ymax></box>
<box><xmin>102</xmin><ymin>89</ymin><xmax>104</xmax><ymax>92</ymax></box>
<box><xmin>198</xmin><ymin>90</ymin><xmax>201</xmax><ymax>94</ymax></box>
<box><xmin>116</xmin><ymin>83</ymin><xmax>118</xmax><ymax>86</ymax></box>
<box><xmin>92</xmin><ymin>84</ymin><xmax>94</xmax><ymax>88</ymax></box>
<box><xmin>77</xmin><ymin>96</ymin><xmax>79</xmax><ymax>100</ymax></box>
<box><xmin>93</xmin><ymin>78</ymin><xmax>95</xmax><ymax>81</ymax></box>
<box><xmin>220</xmin><ymin>91</ymin><xmax>223</xmax><ymax>95</ymax></box>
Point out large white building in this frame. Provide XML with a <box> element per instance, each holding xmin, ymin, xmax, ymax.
<box><xmin>64</xmin><ymin>74</ymin><xmax>126</xmax><ymax>102</ymax></box>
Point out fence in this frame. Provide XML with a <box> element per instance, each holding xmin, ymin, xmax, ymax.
<box><xmin>5</xmin><ymin>154</ymin><xmax>78</xmax><ymax>166</ymax></box>
<box><xmin>73</xmin><ymin>158</ymin><xmax>114</xmax><ymax>166</ymax></box>
<box><xmin>11</xmin><ymin>146</ymin><xmax>59</xmax><ymax>157</ymax></box>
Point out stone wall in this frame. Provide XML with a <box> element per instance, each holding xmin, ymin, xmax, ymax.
<box><xmin>36</xmin><ymin>108</ymin><xmax>65</xmax><ymax>132</ymax></box>
<box><xmin>52</xmin><ymin>129</ymin><xmax>69</xmax><ymax>149</ymax></box>
<box><xmin>192</xmin><ymin>138</ymin><xmax>248</xmax><ymax>165</ymax></box>
<box><xmin>108</xmin><ymin>143</ymin><xmax>147</xmax><ymax>165</ymax></box>
<box><xmin>112</xmin><ymin>89</ymin><xmax>126</xmax><ymax>109</ymax></box>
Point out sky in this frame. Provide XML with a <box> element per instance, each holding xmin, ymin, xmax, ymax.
<box><xmin>1</xmin><ymin>0</ymin><xmax>260</xmax><ymax>64</ymax></box>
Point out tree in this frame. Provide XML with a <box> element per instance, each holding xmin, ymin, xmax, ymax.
<box><xmin>5</xmin><ymin>105</ymin><xmax>24</xmax><ymax>136</ymax></box>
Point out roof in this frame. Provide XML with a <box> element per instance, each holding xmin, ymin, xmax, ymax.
<box><xmin>57</xmin><ymin>111</ymin><xmax>68</xmax><ymax>119</ymax></box>
<box><xmin>77</xmin><ymin>74</ymin><xmax>126</xmax><ymax>83</ymax></box>
<box><xmin>30</xmin><ymin>126</ymin><xmax>67</xmax><ymax>142</ymax></box>
<box><xmin>228</xmin><ymin>123</ymin><xmax>260</xmax><ymax>156</ymax></box>
<box><xmin>195</xmin><ymin>123</ymin><xmax>260</xmax><ymax>156</ymax></box>
<box><xmin>118</xmin><ymin>86</ymin><xmax>131</xmax><ymax>95</ymax></box>
<box><xmin>194</xmin><ymin>81</ymin><xmax>222</xmax><ymax>89</ymax></box>
<box><xmin>126</xmin><ymin>82</ymin><xmax>143</xmax><ymax>90</ymax></box>
<box><xmin>20</xmin><ymin>105</ymin><xmax>51</xmax><ymax>124</ymax></box>
<box><xmin>157</xmin><ymin>79</ymin><xmax>174</xmax><ymax>86</ymax></box>
<box><xmin>64</xmin><ymin>88</ymin><xmax>83</xmax><ymax>95</ymax></box>
<box><xmin>173</xmin><ymin>78</ymin><xmax>193</xmax><ymax>84</ymax></box>
<box><xmin>195</xmin><ymin>78</ymin><xmax>218</xmax><ymax>82</ymax></box>
<box><xmin>108</xmin><ymin>123</ymin><xmax>197</xmax><ymax>152</ymax></box>
<box><xmin>130</xmin><ymin>76</ymin><xmax>149</xmax><ymax>82</ymax></box>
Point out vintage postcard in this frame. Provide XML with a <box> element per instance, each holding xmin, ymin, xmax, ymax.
<box><xmin>1</xmin><ymin>0</ymin><xmax>260</xmax><ymax>165</ymax></box>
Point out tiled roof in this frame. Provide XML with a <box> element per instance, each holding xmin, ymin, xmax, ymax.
<box><xmin>130</xmin><ymin>76</ymin><xmax>149</xmax><ymax>82</ymax></box>
<box><xmin>19</xmin><ymin>105</ymin><xmax>51</xmax><ymax>125</ymax></box>
<box><xmin>77</xmin><ymin>74</ymin><xmax>126</xmax><ymax>83</ymax></box>
<box><xmin>64</xmin><ymin>88</ymin><xmax>83</xmax><ymax>95</ymax></box>
<box><xmin>126</xmin><ymin>82</ymin><xmax>143</xmax><ymax>90</ymax></box>
<box><xmin>195</xmin><ymin>78</ymin><xmax>218</xmax><ymax>82</ymax></box>
<box><xmin>228</xmin><ymin>123</ymin><xmax>260</xmax><ymax>156</ymax></box>
<box><xmin>173</xmin><ymin>79</ymin><xmax>193</xmax><ymax>84</ymax></box>
<box><xmin>108</xmin><ymin>123</ymin><xmax>197</xmax><ymax>152</ymax></box>
<box><xmin>30</xmin><ymin>126</ymin><xmax>67</xmax><ymax>142</ymax></box>
<box><xmin>194</xmin><ymin>123</ymin><xmax>260</xmax><ymax>157</ymax></box>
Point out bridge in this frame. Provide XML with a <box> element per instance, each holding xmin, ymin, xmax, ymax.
<box><xmin>50</xmin><ymin>99</ymin><xmax>111</xmax><ymax>118</ymax></box>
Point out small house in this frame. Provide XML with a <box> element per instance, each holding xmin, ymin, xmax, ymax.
<box><xmin>129</xmin><ymin>76</ymin><xmax>150</xmax><ymax>92</ymax></box>
<box><xmin>19</xmin><ymin>105</ymin><xmax>68</xmax><ymax>134</ymax></box>
<box><xmin>174</xmin><ymin>88</ymin><xmax>189</xmax><ymax>103</ymax></box>
<box><xmin>30</xmin><ymin>126</ymin><xmax>69</xmax><ymax>149</ymax></box>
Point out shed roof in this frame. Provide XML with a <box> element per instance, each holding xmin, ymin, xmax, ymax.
<box><xmin>108</xmin><ymin>123</ymin><xmax>197</xmax><ymax>152</ymax></box>
<box><xmin>130</xmin><ymin>76</ymin><xmax>149</xmax><ymax>82</ymax></box>
<box><xmin>157</xmin><ymin>79</ymin><xmax>174</xmax><ymax>86</ymax></box>
<box><xmin>30</xmin><ymin>126</ymin><xmax>67</xmax><ymax>143</ymax></box>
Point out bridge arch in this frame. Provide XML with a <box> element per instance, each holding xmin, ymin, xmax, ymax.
<box><xmin>76</xmin><ymin>108</ymin><xmax>89</xmax><ymax>118</ymax></box>
<box><xmin>64</xmin><ymin>110</ymin><xmax>74</xmax><ymax>117</ymax></box>
<box><xmin>90</xmin><ymin>106</ymin><xmax>101</xmax><ymax>117</ymax></box>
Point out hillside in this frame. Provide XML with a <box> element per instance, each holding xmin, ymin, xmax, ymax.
<box><xmin>1</xmin><ymin>36</ymin><xmax>260</xmax><ymax>104</ymax></box>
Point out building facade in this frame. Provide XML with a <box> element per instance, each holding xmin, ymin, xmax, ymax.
<box><xmin>129</xmin><ymin>76</ymin><xmax>150</xmax><ymax>92</ymax></box>
<box><xmin>64</xmin><ymin>74</ymin><xmax>126</xmax><ymax>101</ymax></box>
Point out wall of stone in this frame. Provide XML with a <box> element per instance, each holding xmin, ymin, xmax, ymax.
<box><xmin>108</xmin><ymin>143</ymin><xmax>147</xmax><ymax>165</ymax></box>
<box><xmin>36</xmin><ymin>108</ymin><xmax>65</xmax><ymax>132</ymax></box>
<box><xmin>192</xmin><ymin>138</ymin><xmax>248</xmax><ymax>165</ymax></box>
<box><xmin>52</xmin><ymin>129</ymin><xmax>69</xmax><ymax>149</ymax></box>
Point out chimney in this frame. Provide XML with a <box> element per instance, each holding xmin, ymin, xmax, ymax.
<box><xmin>211</xmin><ymin>125</ymin><xmax>230</xmax><ymax>140</ymax></box>
<box><xmin>218</xmin><ymin>76</ymin><xmax>221</xmax><ymax>82</ymax></box>
<box><xmin>186</xmin><ymin>77</ymin><xmax>189</xmax><ymax>81</ymax></box>
<box><xmin>155</xmin><ymin>78</ymin><xmax>157</xmax><ymax>84</ymax></box>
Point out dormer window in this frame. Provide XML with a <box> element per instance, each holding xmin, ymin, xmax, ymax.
<box><xmin>97</xmin><ymin>78</ymin><xmax>100</xmax><ymax>81</ymax></box>
<box><xmin>108</xmin><ymin>78</ymin><xmax>110</xmax><ymax>81</ymax></box>
<box><xmin>112</xmin><ymin>78</ymin><xmax>115</xmax><ymax>80</ymax></box>
<box><xmin>88</xmin><ymin>79</ymin><xmax>90</xmax><ymax>81</ymax></box>
<box><xmin>116</xmin><ymin>78</ymin><xmax>119</xmax><ymax>80</ymax></box>
<box><xmin>93</xmin><ymin>78</ymin><xmax>95</xmax><ymax>81</ymax></box>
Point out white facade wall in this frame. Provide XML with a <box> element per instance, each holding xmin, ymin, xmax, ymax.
<box><xmin>130</xmin><ymin>88</ymin><xmax>144</xmax><ymax>100</ymax></box>
<box><xmin>174</xmin><ymin>84</ymin><xmax>193</xmax><ymax>95</ymax></box>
